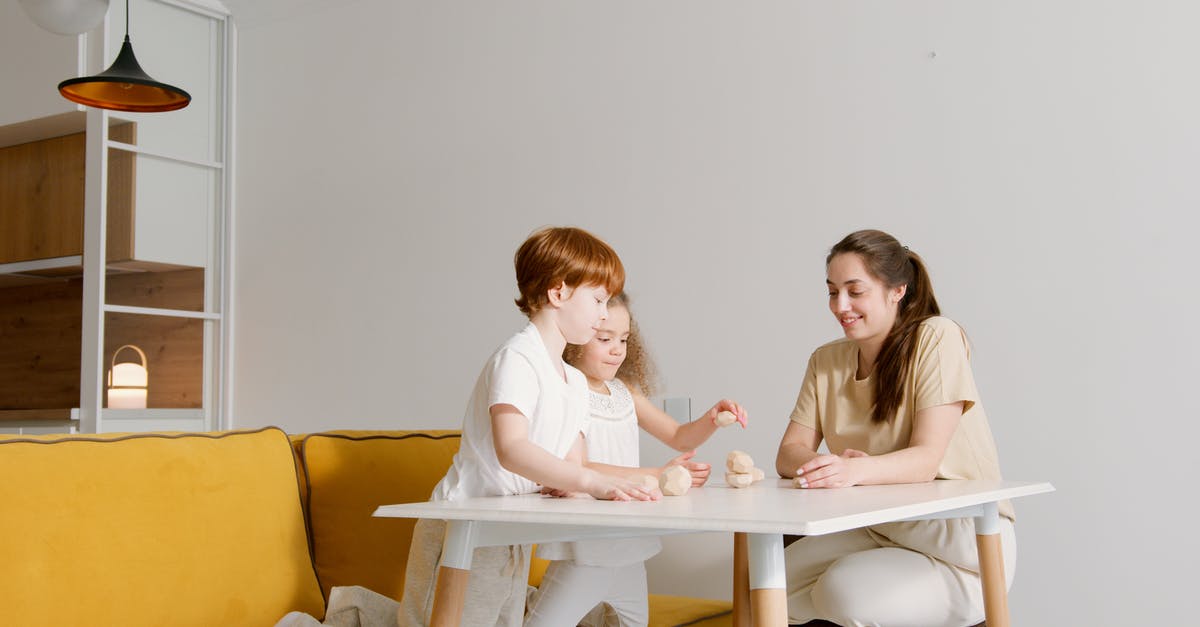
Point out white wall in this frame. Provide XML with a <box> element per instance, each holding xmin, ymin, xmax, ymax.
<box><xmin>0</xmin><ymin>2</ymin><xmax>81</xmax><ymax>128</ymax></box>
<box><xmin>232</xmin><ymin>2</ymin><xmax>1199</xmax><ymax>624</ymax></box>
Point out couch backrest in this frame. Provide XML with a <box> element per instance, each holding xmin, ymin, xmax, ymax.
<box><xmin>0</xmin><ymin>427</ymin><xmax>325</xmax><ymax>627</ymax></box>
<box><xmin>297</xmin><ymin>430</ymin><xmax>461</xmax><ymax>601</ymax></box>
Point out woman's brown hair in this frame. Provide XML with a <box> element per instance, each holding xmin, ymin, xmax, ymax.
<box><xmin>564</xmin><ymin>293</ymin><xmax>660</xmax><ymax>397</ymax></box>
<box><xmin>828</xmin><ymin>230</ymin><xmax>940</xmax><ymax>423</ymax></box>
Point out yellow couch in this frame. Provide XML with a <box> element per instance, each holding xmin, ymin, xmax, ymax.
<box><xmin>0</xmin><ymin>427</ymin><xmax>732</xmax><ymax>627</ymax></box>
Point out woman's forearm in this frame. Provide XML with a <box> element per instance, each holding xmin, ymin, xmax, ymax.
<box><xmin>776</xmin><ymin>442</ymin><xmax>822</xmax><ymax>478</ymax></box>
<box><xmin>851</xmin><ymin>445</ymin><xmax>941</xmax><ymax>485</ymax></box>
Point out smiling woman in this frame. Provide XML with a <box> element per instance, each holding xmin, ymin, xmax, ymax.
<box><xmin>776</xmin><ymin>229</ymin><xmax>1012</xmax><ymax>627</ymax></box>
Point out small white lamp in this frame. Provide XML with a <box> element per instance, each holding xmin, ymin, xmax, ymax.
<box><xmin>19</xmin><ymin>0</ymin><xmax>110</xmax><ymax>36</ymax></box>
<box><xmin>107</xmin><ymin>344</ymin><xmax>148</xmax><ymax>409</ymax></box>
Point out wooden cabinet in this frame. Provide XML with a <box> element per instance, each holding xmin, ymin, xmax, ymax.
<box><xmin>0</xmin><ymin>122</ymin><xmax>204</xmax><ymax>423</ymax></box>
<box><xmin>0</xmin><ymin>124</ymin><xmax>143</xmax><ymax>268</ymax></box>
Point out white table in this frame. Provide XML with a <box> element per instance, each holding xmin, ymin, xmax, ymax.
<box><xmin>375</xmin><ymin>479</ymin><xmax>1053</xmax><ymax>627</ymax></box>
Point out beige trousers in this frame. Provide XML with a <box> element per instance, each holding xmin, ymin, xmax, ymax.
<box><xmin>397</xmin><ymin>518</ymin><xmax>531</xmax><ymax>627</ymax></box>
<box><xmin>785</xmin><ymin>518</ymin><xmax>1016</xmax><ymax>627</ymax></box>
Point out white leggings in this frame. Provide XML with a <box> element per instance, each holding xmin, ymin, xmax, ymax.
<box><xmin>786</xmin><ymin>518</ymin><xmax>1017</xmax><ymax>627</ymax></box>
<box><xmin>524</xmin><ymin>561</ymin><xmax>649</xmax><ymax>627</ymax></box>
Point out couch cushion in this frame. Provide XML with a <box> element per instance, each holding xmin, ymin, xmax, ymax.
<box><xmin>0</xmin><ymin>427</ymin><xmax>325</xmax><ymax>627</ymax></box>
<box><xmin>648</xmin><ymin>594</ymin><xmax>733</xmax><ymax>627</ymax></box>
<box><xmin>299</xmin><ymin>430</ymin><xmax>461</xmax><ymax>601</ymax></box>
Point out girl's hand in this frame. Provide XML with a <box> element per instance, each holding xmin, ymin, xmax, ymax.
<box><xmin>583</xmin><ymin>470</ymin><xmax>661</xmax><ymax>502</ymax></box>
<box><xmin>705</xmin><ymin>399</ymin><xmax>749</xmax><ymax>428</ymax></box>
<box><xmin>664</xmin><ymin>450</ymin><xmax>711</xmax><ymax>487</ymax></box>
<box><xmin>793</xmin><ymin>452</ymin><xmax>866</xmax><ymax>489</ymax></box>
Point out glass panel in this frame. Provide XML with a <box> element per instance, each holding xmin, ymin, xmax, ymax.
<box><xmin>105</xmin><ymin>0</ymin><xmax>222</xmax><ymax>163</ymax></box>
<box><xmin>133</xmin><ymin>153</ymin><xmax>215</xmax><ymax>269</ymax></box>
<box><xmin>103</xmin><ymin>311</ymin><xmax>203</xmax><ymax>409</ymax></box>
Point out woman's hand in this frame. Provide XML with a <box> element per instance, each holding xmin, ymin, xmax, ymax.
<box><xmin>664</xmin><ymin>450</ymin><xmax>711</xmax><ymax>487</ymax></box>
<box><xmin>793</xmin><ymin>449</ymin><xmax>870</xmax><ymax>489</ymax></box>
<box><xmin>703</xmin><ymin>399</ymin><xmax>749</xmax><ymax>428</ymax></box>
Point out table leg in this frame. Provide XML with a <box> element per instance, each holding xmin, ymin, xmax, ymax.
<box><xmin>733</xmin><ymin>532</ymin><xmax>751</xmax><ymax>627</ymax></box>
<box><xmin>430</xmin><ymin>520</ymin><xmax>478</xmax><ymax>627</ymax></box>
<box><xmin>431</xmin><ymin>566</ymin><xmax>469</xmax><ymax>626</ymax></box>
<box><xmin>746</xmin><ymin>533</ymin><xmax>787</xmax><ymax>627</ymax></box>
<box><xmin>974</xmin><ymin>502</ymin><xmax>1010</xmax><ymax>627</ymax></box>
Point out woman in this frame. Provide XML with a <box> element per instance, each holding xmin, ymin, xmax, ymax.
<box><xmin>777</xmin><ymin>229</ymin><xmax>1014</xmax><ymax>627</ymax></box>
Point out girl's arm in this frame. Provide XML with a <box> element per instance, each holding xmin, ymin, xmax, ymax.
<box><xmin>633</xmin><ymin>389</ymin><xmax>747</xmax><ymax>452</ymax></box>
<box><xmin>491</xmin><ymin>404</ymin><xmax>657</xmax><ymax>501</ymax></box>
<box><xmin>790</xmin><ymin>402</ymin><xmax>964</xmax><ymax>488</ymax></box>
<box><xmin>585</xmin><ymin>450</ymin><xmax>711</xmax><ymax>487</ymax></box>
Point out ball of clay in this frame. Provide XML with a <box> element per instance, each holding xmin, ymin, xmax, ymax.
<box><xmin>659</xmin><ymin>464</ymin><xmax>692</xmax><ymax>496</ymax></box>
<box><xmin>726</xmin><ymin>472</ymin><xmax>754</xmax><ymax>488</ymax></box>
<box><xmin>726</xmin><ymin>450</ymin><xmax>755</xmax><ymax>474</ymax></box>
<box><xmin>715</xmin><ymin>410</ymin><xmax>738</xmax><ymax>427</ymax></box>
<box><xmin>750</xmin><ymin>467</ymin><xmax>765</xmax><ymax>482</ymax></box>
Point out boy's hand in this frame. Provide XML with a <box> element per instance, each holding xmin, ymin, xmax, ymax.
<box><xmin>664</xmin><ymin>450</ymin><xmax>711</xmax><ymax>487</ymax></box>
<box><xmin>705</xmin><ymin>399</ymin><xmax>749</xmax><ymax>428</ymax></box>
<box><xmin>583</xmin><ymin>469</ymin><xmax>660</xmax><ymax>501</ymax></box>
<box><xmin>539</xmin><ymin>486</ymin><xmax>580</xmax><ymax>498</ymax></box>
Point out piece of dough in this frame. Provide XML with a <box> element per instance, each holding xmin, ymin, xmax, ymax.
<box><xmin>726</xmin><ymin>472</ymin><xmax>754</xmax><ymax>488</ymax></box>
<box><xmin>726</xmin><ymin>450</ymin><xmax>754</xmax><ymax>474</ymax></box>
<box><xmin>715</xmin><ymin>410</ymin><xmax>738</xmax><ymax>427</ymax></box>
<box><xmin>659</xmin><ymin>464</ymin><xmax>692</xmax><ymax>496</ymax></box>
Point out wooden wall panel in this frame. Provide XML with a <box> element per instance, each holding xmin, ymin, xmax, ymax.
<box><xmin>0</xmin><ymin>280</ymin><xmax>82</xmax><ymax>409</ymax></box>
<box><xmin>0</xmin><ymin>123</ymin><xmax>136</xmax><ymax>265</ymax></box>
<box><xmin>0</xmin><ymin>133</ymin><xmax>85</xmax><ymax>263</ymax></box>
<box><xmin>0</xmin><ymin>268</ymin><xmax>204</xmax><ymax>412</ymax></box>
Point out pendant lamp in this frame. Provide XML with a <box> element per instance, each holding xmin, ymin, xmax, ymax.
<box><xmin>58</xmin><ymin>0</ymin><xmax>190</xmax><ymax>113</ymax></box>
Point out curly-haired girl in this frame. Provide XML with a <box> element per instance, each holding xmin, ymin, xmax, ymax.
<box><xmin>526</xmin><ymin>292</ymin><xmax>749</xmax><ymax>627</ymax></box>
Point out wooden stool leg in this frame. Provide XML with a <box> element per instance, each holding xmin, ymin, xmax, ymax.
<box><xmin>734</xmin><ymin>532</ymin><xmax>751</xmax><ymax>627</ymax></box>
<box><xmin>975</xmin><ymin>502</ymin><xmax>1010</xmax><ymax>627</ymax></box>
<box><xmin>431</xmin><ymin>565</ymin><xmax>470</xmax><ymax>627</ymax></box>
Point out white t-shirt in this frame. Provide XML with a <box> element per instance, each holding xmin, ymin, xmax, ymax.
<box><xmin>431</xmin><ymin>323</ymin><xmax>589</xmax><ymax>501</ymax></box>
<box><xmin>536</xmin><ymin>378</ymin><xmax>662</xmax><ymax>566</ymax></box>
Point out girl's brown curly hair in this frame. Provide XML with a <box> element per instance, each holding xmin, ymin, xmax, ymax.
<box><xmin>564</xmin><ymin>292</ymin><xmax>660</xmax><ymax>397</ymax></box>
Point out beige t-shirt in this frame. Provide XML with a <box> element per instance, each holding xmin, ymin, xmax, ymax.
<box><xmin>789</xmin><ymin>316</ymin><xmax>1012</xmax><ymax>520</ymax></box>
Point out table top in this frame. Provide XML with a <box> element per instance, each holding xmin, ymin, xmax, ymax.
<box><xmin>375</xmin><ymin>479</ymin><xmax>1053</xmax><ymax>536</ymax></box>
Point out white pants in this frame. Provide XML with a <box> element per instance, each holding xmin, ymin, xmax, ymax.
<box><xmin>398</xmin><ymin>518</ymin><xmax>531</xmax><ymax>627</ymax></box>
<box><xmin>785</xmin><ymin>518</ymin><xmax>1016</xmax><ymax>627</ymax></box>
<box><xmin>524</xmin><ymin>561</ymin><xmax>649</xmax><ymax>627</ymax></box>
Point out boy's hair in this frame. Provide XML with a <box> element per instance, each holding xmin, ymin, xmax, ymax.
<box><xmin>514</xmin><ymin>226</ymin><xmax>625</xmax><ymax>316</ymax></box>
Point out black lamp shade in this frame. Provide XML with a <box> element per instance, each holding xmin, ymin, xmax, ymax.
<box><xmin>58</xmin><ymin>36</ymin><xmax>190</xmax><ymax>113</ymax></box>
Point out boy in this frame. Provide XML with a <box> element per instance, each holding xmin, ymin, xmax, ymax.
<box><xmin>398</xmin><ymin>226</ymin><xmax>656</xmax><ymax>627</ymax></box>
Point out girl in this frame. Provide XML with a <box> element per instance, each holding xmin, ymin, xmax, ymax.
<box><xmin>398</xmin><ymin>227</ymin><xmax>658</xmax><ymax>627</ymax></box>
<box><xmin>776</xmin><ymin>229</ymin><xmax>1014</xmax><ymax>627</ymax></box>
<box><xmin>525</xmin><ymin>292</ymin><xmax>748</xmax><ymax>627</ymax></box>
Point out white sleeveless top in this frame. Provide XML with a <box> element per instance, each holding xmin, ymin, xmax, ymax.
<box><xmin>535</xmin><ymin>378</ymin><xmax>663</xmax><ymax>566</ymax></box>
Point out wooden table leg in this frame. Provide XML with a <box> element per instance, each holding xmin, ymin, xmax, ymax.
<box><xmin>733</xmin><ymin>532</ymin><xmax>751</xmax><ymax>627</ymax></box>
<box><xmin>975</xmin><ymin>502</ymin><xmax>1010</xmax><ymax>627</ymax></box>
<box><xmin>431</xmin><ymin>565</ymin><xmax>469</xmax><ymax>626</ymax></box>
<box><xmin>430</xmin><ymin>520</ymin><xmax>478</xmax><ymax>627</ymax></box>
<box><xmin>746</xmin><ymin>533</ymin><xmax>787</xmax><ymax>627</ymax></box>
